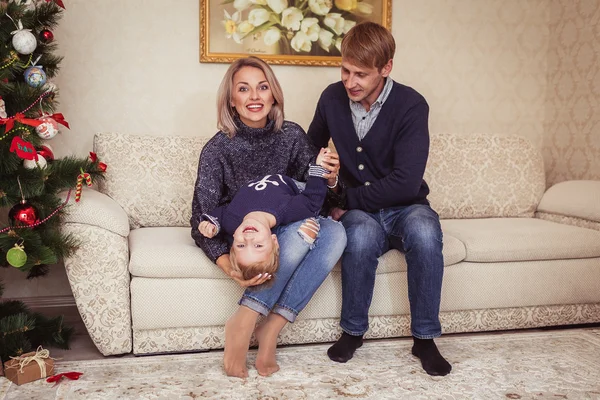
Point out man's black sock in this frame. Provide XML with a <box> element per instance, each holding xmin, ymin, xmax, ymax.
<box><xmin>327</xmin><ymin>332</ymin><xmax>363</xmax><ymax>363</ymax></box>
<box><xmin>411</xmin><ymin>337</ymin><xmax>452</xmax><ymax>376</ymax></box>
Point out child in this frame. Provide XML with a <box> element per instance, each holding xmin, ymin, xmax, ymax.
<box><xmin>198</xmin><ymin>148</ymin><xmax>332</xmax><ymax>282</ymax></box>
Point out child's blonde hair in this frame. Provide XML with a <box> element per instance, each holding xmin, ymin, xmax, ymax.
<box><xmin>230</xmin><ymin>243</ymin><xmax>280</xmax><ymax>287</ymax></box>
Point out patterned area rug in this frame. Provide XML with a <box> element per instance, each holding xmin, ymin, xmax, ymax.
<box><xmin>2</xmin><ymin>328</ymin><xmax>600</xmax><ymax>399</ymax></box>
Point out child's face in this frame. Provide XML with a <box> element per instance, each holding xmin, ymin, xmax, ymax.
<box><xmin>232</xmin><ymin>218</ymin><xmax>278</xmax><ymax>266</ymax></box>
<box><xmin>231</xmin><ymin>66</ymin><xmax>274</xmax><ymax>129</ymax></box>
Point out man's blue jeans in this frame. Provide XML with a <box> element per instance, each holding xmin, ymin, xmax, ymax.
<box><xmin>240</xmin><ymin>217</ymin><xmax>347</xmax><ymax>323</ymax></box>
<box><xmin>339</xmin><ymin>204</ymin><xmax>444</xmax><ymax>339</ymax></box>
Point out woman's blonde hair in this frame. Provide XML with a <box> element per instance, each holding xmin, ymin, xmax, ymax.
<box><xmin>341</xmin><ymin>22</ymin><xmax>395</xmax><ymax>71</ymax></box>
<box><xmin>216</xmin><ymin>56</ymin><xmax>285</xmax><ymax>136</ymax></box>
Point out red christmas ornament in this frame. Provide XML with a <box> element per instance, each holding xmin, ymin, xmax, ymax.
<box><xmin>37</xmin><ymin>144</ymin><xmax>54</xmax><ymax>161</ymax></box>
<box><xmin>39</xmin><ymin>29</ymin><xmax>54</xmax><ymax>43</ymax></box>
<box><xmin>9</xmin><ymin>200</ymin><xmax>39</xmax><ymax>226</ymax></box>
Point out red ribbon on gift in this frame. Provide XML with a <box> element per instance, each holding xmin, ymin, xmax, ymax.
<box><xmin>46</xmin><ymin>371</ymin><xmax>83</xmax><ymax>384</ymax></box>
<box><xmin>47</xmin><ymin>113</ymin><xmax>70</xmax><ymax>129</ymax></box>
<box><xmin>45</xmin><ymin>0</ymin><xmax>66</xmax><ymax>9</ymax></box>
<box><xmin>1</xmin><ymin>113</ymin><xmax>43</xmax><ymax>133</ymax></box>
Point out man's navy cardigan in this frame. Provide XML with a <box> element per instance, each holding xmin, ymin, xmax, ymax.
<box><xmin>307</xmin><ymin>81</ymin><xmax>431</xmax><ymax>212</ymax></box>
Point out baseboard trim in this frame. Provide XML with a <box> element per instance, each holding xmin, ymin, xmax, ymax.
<box><xmin>6</xmin><ymin>295</ymin><xmax>77</xmax><ymax>309</ymax></box>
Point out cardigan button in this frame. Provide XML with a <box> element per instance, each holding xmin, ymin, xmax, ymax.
<box><xmin>365</xmin><ymin>181</ymin><xmax>371</xmax><ymax>186</ymax></box>
<box><xmin>356</xmin><ymin>146</ymin><xmax>363</xmax><ymax>152</ymax></box>
<box><xmin>358</xmin><ymin>164</ymin><xmax>365</xmax><ymax>170</ymax></box>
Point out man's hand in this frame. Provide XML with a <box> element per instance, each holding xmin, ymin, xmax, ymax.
<box><xmin>316</xmin><ymin>148</ymin><xmax>340</xmax><ymax>186</ymax></box>
<box><xmin>215</xmin><ymin>254</ymin><xmax>271</xmax><ymax>288</ymax></box>
<box><xmin>330</xmin><ymin>207</ymin><xmax>347</xmax><ymax>221</ymax></box>
<box><xmin>198</xmin><ymin>221</ymin><xmax>217</xmax><ymax>238</ymax></box>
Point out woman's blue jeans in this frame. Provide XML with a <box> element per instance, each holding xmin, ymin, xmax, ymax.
<box><xmin>339</xmin><ymin>204</ymin><xmax>444</xmax><ymax>339</ymax></box>
<box><xmin>240</xmin><ymin>217</ymin><xmax>346</xmax><ymax>323</ymax></box>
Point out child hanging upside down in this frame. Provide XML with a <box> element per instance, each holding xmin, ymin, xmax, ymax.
<box><xmin>198</xmin><ymin>148</ymin><xmax>333</xmax><ymax>285</ymax></box>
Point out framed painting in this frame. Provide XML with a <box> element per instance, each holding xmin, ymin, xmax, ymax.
<box><xmin>200</xmin><ymin>0</ymin><xmax>392</xmax><ymax>66</ymax></box>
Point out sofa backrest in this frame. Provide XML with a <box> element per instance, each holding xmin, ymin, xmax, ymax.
<box><xmin>95</xmin><ymin>132</ymin><xmax>546</xmax><ymax>228</ymax></box>
<box><xmin>425</xmin><ymin>134</ymin><xmax>545</xmax><ymax>219</ymax></box>
<box><xmin>95</xmin><ymin>132</ymin><xmax>209</xmax><ymax>229</ymax></box>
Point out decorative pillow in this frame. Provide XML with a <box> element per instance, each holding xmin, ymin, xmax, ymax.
<box><xmin>425</xmin><ymin>134</ymin><xmax>545</xmax><ymax>219</ymax></box>
<box><xmin>95</xmin><ymin>132</ymin><xmax>210</xmax><ymax>228</ymax></box>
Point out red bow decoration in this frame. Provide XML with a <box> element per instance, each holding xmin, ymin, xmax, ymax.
<box><xmin>89</xmin><ymin>152</ymin><xmax>107</xmax><ymax>172</ymax></box>
<box><xmin>45</xmin><ymin>0</ymin><xmax>66</xmax><ymax>9</ymax></box>
<box><xmin>46</xmin><ymin>371</ymin><xmax>83</xmax><ymax>384</ymax></box>
<box><xmin>46</xmin><ymin>113</ymin><xmax>70</xmax><ymax>129</ymax></box>
<box><xmin>1</xmin><ymin>113</ymin><xmax>43</xmax><ymax>133</ymax></box>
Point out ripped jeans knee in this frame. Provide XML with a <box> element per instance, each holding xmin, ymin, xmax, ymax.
<box><xmin>297</xmin><ymin>217</ymin><xmax>320</xmax><ymax>245</ymax></box>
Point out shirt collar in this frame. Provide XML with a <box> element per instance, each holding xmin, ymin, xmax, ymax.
<box><xmin>350</xmin><ymin>77</ymin><xmax>394</xmax><ymax>110</ymax></box>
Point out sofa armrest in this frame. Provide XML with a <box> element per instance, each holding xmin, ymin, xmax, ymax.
<box><xmin>536</xmin><ymin>180</ymin><xmax>600</xmax><ymax>231</ymax></box>
<box><xmin>60</xmin><ymin>188</ymin><xmax>132</xmax><ymax>355</ymax></box>
<box><xmin>60</xmin><ymin>188</ymin><xmax>130</xmax><ymax>237</ymax></box>
<box><xmin>536</xmin><ymin>180</ymin><xmax>600</xmax><ymax>223</ymax></box>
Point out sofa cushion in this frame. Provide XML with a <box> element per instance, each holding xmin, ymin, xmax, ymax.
<box><xmin>425</xmin><ymin>134</ymin><xmax>545</xmax><ymax>219</ymax></box>
<box><xmin>441</xmin><ymin>218</ymin><xmax>600</xmax><ymax>262</ymax></box>
<box><xmin>95</xmin><ymin>132</ymin><xmax>209</xmax><ymax>229</ymax></box>
<box><xmin>129</xmin><ymin>227</ymin><xmax>467</xmax><ymax>279</ymax></box>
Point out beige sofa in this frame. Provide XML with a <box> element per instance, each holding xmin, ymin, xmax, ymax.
<box><xmin>62</xmin><ymin>132</ymin><xmax>600</xmax><ymax>356</ymax></box>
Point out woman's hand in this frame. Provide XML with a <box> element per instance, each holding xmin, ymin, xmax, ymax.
<box><xmin>198</xmin><ymin>221</ymin><xmax>218</xmax><ymax>238</ymax></box>
<box><xmin>216</xmin><ymin>254</ymin><xmax>271</xmax><ymax>287</ymax></box>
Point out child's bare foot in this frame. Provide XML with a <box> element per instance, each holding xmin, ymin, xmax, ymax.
<box><xmin>254</xmin><ymin>314</ymin><xmax>287</xmax><ymax>376</ymax></box>
<box><xmin>224</xmin><ymin>307</ymin><xmax>258</xmax><ymax>378</ymax></box>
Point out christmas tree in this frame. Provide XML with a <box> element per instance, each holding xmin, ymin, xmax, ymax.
<box><xmin>0</xmin><ymin>0</ymin><xmax>105</xmax><ymax>362</ymax></box>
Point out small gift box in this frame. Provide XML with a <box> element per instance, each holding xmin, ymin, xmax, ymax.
<box><xmin>3</xmin><ymin>347</ymin><xmax>55</xmax><ymax>385</ymax></box>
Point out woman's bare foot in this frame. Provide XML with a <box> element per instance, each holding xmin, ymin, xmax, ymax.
<box><xmin>255</xmin><ymin>314</ymin><xmax>287</xmax><ymax>376</ymax></box>
<box><xmin>224</xmin><ymin>307</ymin><xmax>258</xmax><ymax>378</ymax></box>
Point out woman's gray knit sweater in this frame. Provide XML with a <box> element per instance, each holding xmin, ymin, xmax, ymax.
<box><xmin>190</xmin><ymin>118</ymin><xmax>316</xmax><ymax>262</ymax></box>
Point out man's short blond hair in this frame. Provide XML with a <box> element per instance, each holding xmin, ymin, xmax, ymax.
<box><xmin>341</xmin><ymin>22</ymin><xmax>395</xmax><ymax>71</ymax></box>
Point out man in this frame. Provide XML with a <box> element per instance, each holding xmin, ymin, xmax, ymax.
<box><xmin>307</xmin><ymin>22</ymin><xmax>451</xmax><ymax>376</ymax></box>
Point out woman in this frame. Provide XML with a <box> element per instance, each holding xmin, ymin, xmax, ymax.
<box><xmin>190</xmin><ymin>56</ymin><xmax>346</xmax><ymax>378</ymax></box>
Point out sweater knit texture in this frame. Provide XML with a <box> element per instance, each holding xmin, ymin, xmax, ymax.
<box><xmin>308</xmin><ymin>81</ymin><xmax>431</xmax><ymax>212</ymax></box>
<box><xmin>191</xmin><ymin>117</ymin><xmax>316</xmax><ymax>262</ymax></box>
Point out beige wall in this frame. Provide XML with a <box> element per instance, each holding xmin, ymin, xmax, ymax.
<box><xmin>544</xmin><ymin>0</ymin><xmax>600</xmax><ymax>185</ymax></box>
<box><xmin>2</xmin><ymin>0</ymin><xmax>597</xmax><ymax>298</ymax></box>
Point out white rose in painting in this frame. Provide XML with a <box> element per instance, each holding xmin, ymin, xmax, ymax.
<box><xmin>318</xmin><ymin>29</ymin><xmax>334</xmax><ymax>52</ymax></box>
<box><xmin>343</xmin><ymin>19</ymin><xmax>356</xmax><ymax>34</ymax></box>
<box><xmin>281</xmin><ymin>7</ymin><xmax>303</xmax><ymax>31</ymax></box>
<box><xmin>335</xmin><ymin>37</ymin><xmax>342</xmax><ymax>53</ymax></box>
<box><xmin>264</xmin><ymin>27</ymin><xmax>281</xmax><ymax>45</ymax></box>
<box><xmin>233</xmin><ymin>0</ymin><xmax>252</xmax><ymax>12</ymax></box>
<box><xmin>301</xmin><ymin>18</ymin><xmax>320</xmax><ymax>42</ymax></box>
<box><xmin>248</xmin><ymin>8</ymin><xmax>270</xmax><ymax>26</ymax></box>
<box><xmin>267</xmin><ymin>0</ymin><xmax>288</xmax><ymax>14</ymax></box>
<box><xmin>291</xmin><ymin>31</ymin><xmax>312</xmax><ymax>52</ymax></box>
<box><xmin>323</xmin><ymin>13</ymin><xmax>345</xmax><ymax>36</ymax></box>
<box><xmin>308</xmin><ymin>0</ymin><xmax>332</xmax><ymax>16</ymax></box>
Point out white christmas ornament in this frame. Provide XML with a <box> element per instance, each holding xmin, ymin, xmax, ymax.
<box><xmin>0</xmin><ymin>97</ymin><xmax>6</xmax><ymax>119</ymax></box>
<box><xmin>35</xmin><ymin>116</ymin><xmax>59</xmax><ymax>139</ymax></box>
<box><xmin>23</xmin><ymin>155</ymin><xmax>47</xmax><ymax>170</ymax></box>
<box><xmin>11</xmin><ymin>20</ymin><xmax>37</xmax><ymax>55</ymax></box>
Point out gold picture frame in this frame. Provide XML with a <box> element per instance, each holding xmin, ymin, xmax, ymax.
<box><xmin>200</xmin><ymin>0</ymin><xmax>392</xmax><ymax>66</ymax></box>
